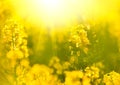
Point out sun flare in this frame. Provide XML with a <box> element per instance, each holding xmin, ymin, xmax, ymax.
<box><xmin>9</xmin><ymin>0</ymin><xmax>120</xmax><ymax>29</ymax></box>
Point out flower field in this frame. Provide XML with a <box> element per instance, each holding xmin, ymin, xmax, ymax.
<box><xmin>0</xmin><ymin>0</ymin><xmax>120</xmax><ymax>85</ymax></box>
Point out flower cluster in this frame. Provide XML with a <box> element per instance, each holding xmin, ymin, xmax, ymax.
<box><xmin>16</xmin><ymin>64</ymin><xmax>61</xmax><ymax>85</ymax></box>
<box><xmin>69</xmin><ymin>24</ymin><xmax>90</xmax><ymax>56</ymax></box>
<box><xmin>103</xmin><ymin>71</ymin><xmax>120</xmax><ymax>85</ymax></box>
<box><xmin>1</xmin><ymin>19</ymin><xmax>29</xmax><ymax>84</ymax></box>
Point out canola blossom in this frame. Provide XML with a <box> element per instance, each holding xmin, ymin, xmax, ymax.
<box><xmin>0</xmin><ymin>0</ymin><xmax>120</xmax><ymax>85</ymax></box>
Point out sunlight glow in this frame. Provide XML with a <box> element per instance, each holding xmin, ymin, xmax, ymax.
<box><xmin>10</xmin><ymin>0</ymin><xmax>115</xmax><ymax>28</ymax></box>
<box><xmin>41</xmin><ymin>0</ymin><xmax>62</xmax><ymax>11</ymax></box>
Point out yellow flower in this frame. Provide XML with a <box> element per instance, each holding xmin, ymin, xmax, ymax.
<box><xmin>20</xmin><ymin>59</ymin><xmax>30</xmax><ymax>67</ymax></box>
<box><xmin>85</xmin><ymin>66</ymin><xmax>100</xmax><ymax>79</ymax></box>
<box><xmin>10</xmin><ymin>59</ymin><xmax>17</xmax><ymax>68</ymax></box>
<box><xmin>63</xmin><ymin>61</ymin><xmax>71</xmax><ymax>69</ymax></box>
<box><xmin>6</xmin><ymin>49</ymin><xmax>24</xmax><ymax>59</ymax></box>
<box><xmin>82</xmin><ymin>76</ymin><xmax>91</xmax><ymax>85</ymax></box>
<box><xmin>24</xmin><ymin>64</ymin><xmax>59</xmax><ymax>85</ymax></box>
<box><xmin>49</xmin><ymin>56</ymin><xmax>60</xmax><ymax>67</ymax></box>
<box><xmin>21</xmin><ymin>45</ymin><xmax>29</xmax><ymax>58</ymax></box>
<box><xmin>15</xmin><ymin>49</ymin><xmax>24</xmax><ymax>59</ymax></box>
<box><xmin>30</xmin><ymin>64</ymin><xmax>53</xmax><ymax>77</ymax></box>
<box><xmin>6</xmin><ymin>50</ymin><xmax>15</xmax><ymax>59</ymax></box>
<box><xmin>103</xmin><ymin>71</ymin><xmax>120</xmax><ymax>85</ymax></box>
<box><xmin>16</xmin><ymin>65</ymin><xmax>23</xmax><ymax>76</ymax></box>
<box><xmin>64</xmin><ymin>70</ymin><xmax>83</xmax><ymax>85</ymax></box>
